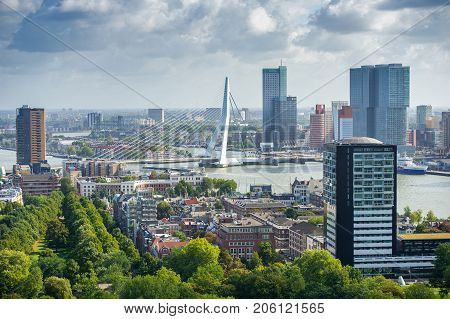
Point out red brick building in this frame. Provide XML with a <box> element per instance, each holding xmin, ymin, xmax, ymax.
<box><xmin>217</xmin><ymin>217</ymin><xmax>275</xmax><ymax>260</ymax></box>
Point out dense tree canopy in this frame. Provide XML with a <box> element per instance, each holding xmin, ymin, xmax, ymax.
<box><xmin>1</xmin><ymin>184</ymin><xmax>448</xmax><ymax>299</ymax></box>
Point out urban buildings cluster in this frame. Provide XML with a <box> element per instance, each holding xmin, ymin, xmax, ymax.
<box><xmin>1</xmin><ymin>61</ymin><xmax>449</xmax><ymax>285</ymax></box>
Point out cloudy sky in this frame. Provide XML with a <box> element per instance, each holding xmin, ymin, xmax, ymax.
<box><xmin>0</xmin><ymin>0</ymin><xmax>449</xmax><ymax>111</ymax></box>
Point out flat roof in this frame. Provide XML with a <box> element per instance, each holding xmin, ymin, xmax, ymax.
<box><xmin>398</xmin><ymin>233</ymin><xmax>450</xmax><ymax>240</ymax></box>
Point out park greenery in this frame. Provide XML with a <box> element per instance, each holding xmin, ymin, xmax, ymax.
<box><xmin>402</xmin><ymin>206</ymin><xmax>450</xmax><ymax>233</ymax></box>
<box><xmin>0</xmin><ymin>179</ymin><xmax>448</xmax><ymax>299</ymax></box>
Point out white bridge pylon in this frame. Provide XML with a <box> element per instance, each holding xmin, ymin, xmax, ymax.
<box><xmin>207</xmin><ymin>77</ymin><xmax>231</xmax><ymax>166</ymax></box>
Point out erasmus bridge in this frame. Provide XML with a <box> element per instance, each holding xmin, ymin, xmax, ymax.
<box><xmin>95</xmin><ymin>77</ymin><xmax>314</xmax><ymax>167</ymax></box>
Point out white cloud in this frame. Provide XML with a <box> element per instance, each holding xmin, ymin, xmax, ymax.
<box><xmin>247</xmin><ymin>7</ymin><xmax>277</xmax><ymax>34</ymax></box>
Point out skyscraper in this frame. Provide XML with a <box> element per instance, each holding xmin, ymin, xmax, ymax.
<box><xmin>273</xmin><ymin>97</ymin><xmax>297</xmax><ymax>149</ymax></box>
<box><xmin>350</xmin><ymin>64</ymin><xmax>410</xmax><ymax>145</ymax></box>
<box><xmin>416</xmin><ymin>105</ymin><xmax>432</xmax><ymax>131</ymax></box>
<box><xmin>309</xmin><ymin>104</ymin><xmax>325</xmax><ymax>149</ymax></box>
<box><xmin>332</xmin><ymin>101</ymin><xmax>348</xmax><ymax>141</ymax></box>
<box><xmin>262</xmin><ymin>65</ymin><xmax>297</xmax><ymax>149</ymax></box>
<box><xmin>87</xmin><ymin>112</ymin><xmax>103</xmax><ymax>129</ymax></box>
<box><xmin>323</xmin><ymin>138</ymin><xmax>435</xmax><ymax>275</ymax></box>
<box><xmin>337</xmin><ymin>106</ymin><xmax>353</xmax><ymax>140</ymax></box>
<box><xmin>323</xmin><ymin>137</ymin><xmax>397</xmax><ymax>267</ymax></box>
<box><xmin>324</xmin><ymin>109</ymin><xmax>333</xmax><ymax>143</ymax></box>
<box><xmin>16</xmin><ymin>105</ymin><xmax>46</xmax><ymax>166</ymax></box>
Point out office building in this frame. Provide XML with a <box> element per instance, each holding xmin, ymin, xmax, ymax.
<box><xmin>309</xmin><ymin>104</ymin><xmax>325</xmax><ymax>149</ymax></box>
<box><xmin>14</xmin><ymin>174</ymin><xmax>60</xmax><ymax>196</ymax></box>
<box><xmin>273</xmin><ymin>96</ymin><xmax>297</xmax><ymax>149</ymax></box>
<box><xmin>442</xmin><ymin>111</ymin><xmax>450</xmax><ymax>150</ymax></box>
<box><xmin>397</xmin><ymin>233</ymin><xmax>450</xmax><ymax>256</ymax></box>
<box><xmin>217</xmin><ymin>217</ymin><xmax>274</xmax><ymax>260</ymax></box>
<box><xmin>337</xmin><ymin>106</ymin><xmax>353</xmax><ymax>140</ymax></box>
<box><xmin>416</xmin><ymin>105</ymin><xmax>432</xmax><ymax>131</ymax></box>
<box><xmin>324</xmin><ymin>138</ymin><xmax>434</xmax><ymax>276</ymax></box>
<box><xmin>87</xmin><ymin>112</ymin><xmax>102</xmax><ymax>129</ymax></box>
<box><xmin>16</xmin><ymin>105</ymin><xmax>46</xmax><ymax>166</ymax></box>
<box><xmin>332</xmin><ymin>101</ymin><xmax>348</xmax><ymax>141</ymax></box>
<box><xmin>324</xmin><ymin>108</ymin><xmax>333</xmax><ymax>143</ymax></box>
<box><xmin>262</xmin><ymin>65</ymin><xmax>297</xmax><ymax>150</ymax></box>
<box><xmin>350</xmin><ymin>64</ymin><xmax>410</xmax><ymax>145</ymax></box>
<box><xmin>148</xmin><ymin>108</ymin><xmax>164</xmax><ymax>123</ymax></box>
<box><xmin>289</xmin><ymin>222</ymin><xmax>323</xmax><ymax>258</ymax></box>
<box><xmin>324</xmin><ymin>137</ymin><xmax>397</xmax><ymax>267</ymax></box>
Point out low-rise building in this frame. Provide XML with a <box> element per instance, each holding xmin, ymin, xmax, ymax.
<box><xmin>217</xmin><ymin>217</ymin><xmax>274</xmax><ymax>260</ymax></box>
<box><xmin>13</xmin><ymin>173</ymin><xmax>60</xmax><ymax>196</ymax></box>
<box><xmin>170</xmin><ymin>171</ymin><xmax>205</xmax><ymax>187</ymax></box>
<box><xmin>223</xmin><ymin>198</ymin><xmax>286</xmax><ymax>216</ymax></box>
<box><xmin>77</xmin><ymin>178</ymin><xmax>171</xmax><ymax>197</ymax></box>
<box><xmin>397</xmin><ymin>233</ymin><xmax>450</xmax><ymax>256</ymax></box>
<box><xmin>289</xmin><ymin>222</ymin><xmax>323</xmax><ymax>258</ymax></box>
<box><xmin>0</xmin><ymin>186</ymin><xmax>23</xmax><ymax>204</ymax></box>
<box><xmin>291</xmin><ymin>178</ymin><xmax>322</xmax><ymax>205</ymax></box>
<box><xmin>150</xmin><ymin>237</ymin><xmax>188</xmax><ymax>258</ymax></box>
<box><xmin>306</xmin><ymin>235</ymin><xmax>325</xmax><ymax>250</ymax></box>
<box><xmin>251</xmin><ymin>213</ymin><xmax>297</xmax><ymax>252</ymax></box>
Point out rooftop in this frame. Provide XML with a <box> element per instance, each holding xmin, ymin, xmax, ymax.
<box><xmin>398</xmin><ymin>233</ymin><xmax>450</xmax><ymax>240</ymax></box>
<box><xmin>339</xmin><ymin>137</ymin><xmax>383</xmax><ymax>145</ymax></box>
<box><xmin>222</xmin><ymin>217</ymin><xmax>265</xmax><ymax>228</ymax></box>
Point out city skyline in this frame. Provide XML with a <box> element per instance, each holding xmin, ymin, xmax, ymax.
<box><xmin>0</xmin><ymin>1</ymin><xmax>449</xmax><ymax>109</ymax></box>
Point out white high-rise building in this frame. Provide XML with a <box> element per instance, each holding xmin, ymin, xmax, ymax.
<box><xmin>331</xmin><ymin>101</ymin><xmax>348</xmax><ymax>141</ymax></box>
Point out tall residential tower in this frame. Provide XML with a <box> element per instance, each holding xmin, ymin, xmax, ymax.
<box><xmin>16</xmin><ymin>105</ymin><xmax>46</xmax><ymax>166</ymax></box>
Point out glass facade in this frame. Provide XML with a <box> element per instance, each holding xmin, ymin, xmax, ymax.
<box><xmin>350</xmin><ymin>64</ymin><xmax>409</xmax><ymax>145</ymax></box>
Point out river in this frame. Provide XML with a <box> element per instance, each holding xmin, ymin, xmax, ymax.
<box><xmin>0</xmin><ymin>149</ymin><xmax>449</xmax><ymax>218</ymax></box>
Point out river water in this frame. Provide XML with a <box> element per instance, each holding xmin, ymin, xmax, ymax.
<box><xmin>1</xmin><ymin>149</ymin><xmax>449</xmax><ymax>218</ymax></box>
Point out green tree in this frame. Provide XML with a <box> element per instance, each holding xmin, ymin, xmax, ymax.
<box><xmin>285</xmin><ymin>207</ymin><xmax>297</xmax><ymax>219</ymax></box>
<box><xmin>46</xmin><ymin>219</ymin><xmax>69</xmax><ymax>247</ymax></box>
<box><xmin>403</xmin><ymin>206</ymin><xmax>412</xmax><ymax>218</ymax></box>
<box><xmin>295</xmin><ymin>250</ymin><xmax>350</xmax><ymax>298</ymax></box>
<box><xmin>0</xmin><ymin>249</ymin><xmax>31</xmax><ymax>297</ymax></box>
<box><xmin>426</xmin><ymin>210</ymin><xmax>438</xmax><ymax>222</ymax></box>
<box><xmin>249</xmin><ymin>251</ymin><xmax>263</xmax><ymax>270</ymax></box>
<box><xmin>308</xmin><ymin>216</ymin><xmax>324</xmax><ymax>226</ymax></box>
<box><xmin>188</xmin><ymin>263</ymin><xmax>224</xmax><ymax>295</ymax></box>
<box><xmin>410</xmin><ymin>209</ymin><xmax>423</xmax><ymax>225</ymax></box>
<box><xmin>156</xmin><ymin>201</ymin><xmax>173</xmax><ymax>220</ymax></box>
<box><xmin>432</xmin><ymin>243</ymin><xmax>450</xmax><ymax>296</ymax></box>
<box><xmin>77</xmin><ymin>145</ymin><xmax>94</xmax><ymax>157</ymax></box>
<box><xmin>133</xmin><ymin>253</ymin><xmax>162</xmax><ymax>276</ymax></box>
<box><xmin>67</xmin><ymin>145</ymin><xmax>77</xmax><ymax>156</ymax></box>
<box><xmin>17</xmin><ymin>264</ymin><xmax>43</xmax><ymax>298</ymax></box>
<box><xmin>44</xmin><ymin>276</ymin><xmax>73</xmax><ymax>299</ymax></box>
<box><xmin>166</xmin><ymin>238</ymin><xmax>220</xmax><ymax>280</ymax></box>
<box><xmin>173</xmin><ymin>230</ymin><xmax>188</xmax><ymax>241</ymax></box>
<box><xmin>404</xmin><ymin>283</ymin><xmax>435</xmax><ymax>299</ymax></box>
<box><xmin>258</xmin><ymin>242</ymin><xmax>278</xmax><ymax>266</ymax></box>
<box><xmin>119</xmin><ymin>268</ymin><xmax>185</xmax><ymax>299</ymax></box>
<box><xmin>39</xmin><ymin>255</ymin><xmax>67</xmax><ymax>278</ymax></box>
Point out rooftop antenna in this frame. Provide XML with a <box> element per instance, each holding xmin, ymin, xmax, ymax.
<box><xmin>280</xmin><ymin>59</ymin><xmax>283</xmax><ymax>66</ymax></box>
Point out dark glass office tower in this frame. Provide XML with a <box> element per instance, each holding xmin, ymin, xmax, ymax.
<box><xmin>323</xmin><ymin>137</ymin><xmax>397</xmax><ymax>267</ymax></box>
<box><xmin>350</xmin><ymin>64</ymin><xmax>409</xmax><ymax>145</ymax></box>
<box><xmin>262</xmin><ymin>65</ymin><xmax>297</xmax><ymax>150</ymax></box>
